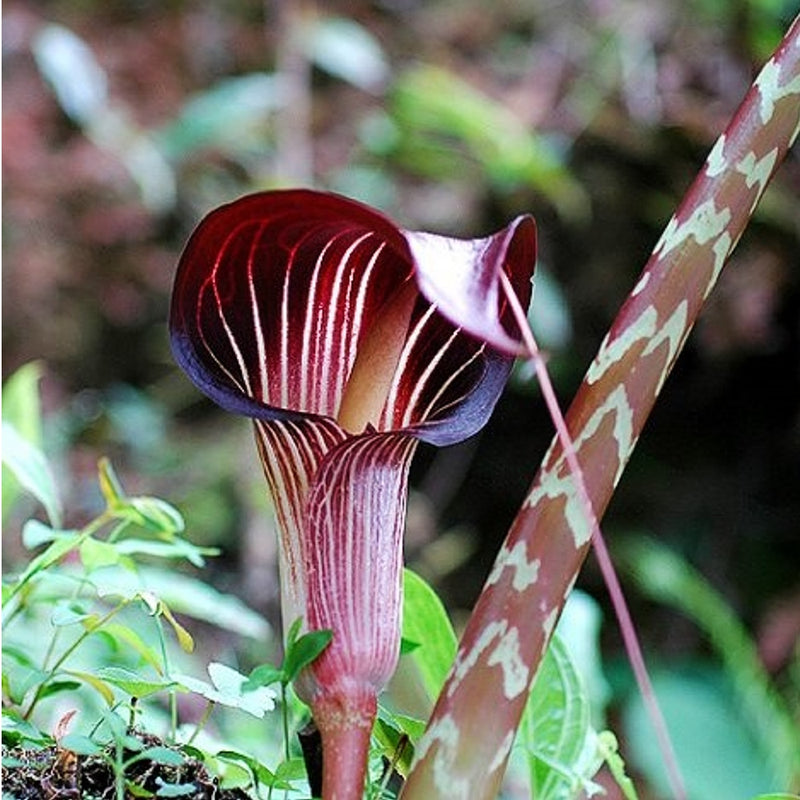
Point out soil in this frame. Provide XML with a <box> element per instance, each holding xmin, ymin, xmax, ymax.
<box><xmin>1</xmin><ymin>731</ymin><xmax>252</xmax><ymax>800</ymax></box>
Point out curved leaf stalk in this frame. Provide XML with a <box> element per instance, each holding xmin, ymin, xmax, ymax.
<box><xmin>403</xmin><ymin>16</ymin><xmax>800</xmax><ymax>800</ymax></box>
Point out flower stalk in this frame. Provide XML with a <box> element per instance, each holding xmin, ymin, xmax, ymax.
<box><xmin>403</xmin><ymin>14</ymin><xmax>800</xmax><ymax>799</ymax></box>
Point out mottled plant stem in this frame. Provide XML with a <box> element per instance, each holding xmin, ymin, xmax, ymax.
<box><xmin>403</xmin><ymin>15</ymin><xmax>800</xmax><ymax>799</ymax></box>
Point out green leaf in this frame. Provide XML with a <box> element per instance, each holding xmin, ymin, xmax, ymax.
<box><xmin>306</xmin><ymin>16</ymin><xmax>388</xmax><ymax>91</ymax></box>
<box><xmin>100</xmin><ymin>624</ymin><xmax>166</xmax><ymax>674</ymax></box>
<box><xmin>115</xmin><ymin>537</ymin><xmax>214</xmax><ymax>568</ymax></box>
<box><xmin>37</xmin><ymin>679</ymin><xmax>82</xmax><ymax>701</ymax></box>
<box><xmin>79</xmin><ymin>537</ymin><xmax>122</xmax><ymax>571</ymax></box>
<box><xmin>244</xmin><ymin>663</ymin><xmax>284</xmax><ymax>691</ymax></box>
<box><xmin>2</xmin><ymin>421</ymin><xmax>62</xmax><ymax>527</ymax></box>
<box><xmin>401</xmin><ymin>569</ymin><xmax>457</xmax><ymax>703</ymax></box>
<box><xmin>622</xmin><ymin>668</ymin><xmax>777</xmax><ymax>800</ymax></box>
<box><xmin>1</xmin><ymin>709</ymin><xmax>53</xmax><ymax>747</ymax></box>
<box><xmin>174</xmin><ymin>663</ymin><xmax>276</xmax><ymax>718</ymax></box>
<box><xmin>127</xmin><ymin>781</ymin><xmax>156</xmax><ymax>798</ymax></box>
<box><xmin>59</xmin><ymin>733</ymin><xmax>102</xmax><ymax>756</ymax></box>
<box><xmin>155</xmin><ymin>778</ymin><xmax>196</xmax><ymax>797</ymax></box>
<box><xmin>126</xmin><ymin>497</ymin><xmax>185</xmax><ymax>535</ymax></box>
<box><xmin>2</xmin><ymin>362</ymin><xmax>44</xmax><ymax>523</ymax></box>
<box><xmin>374</xmin><ymin>706</ymin><xmax>426</xmax><ymax>777</ymax></box>
<box><xmin>749</xmin><ymin>795</ymin><xmax>800</xmax><ymax>800</ymax></box>
<box><xmin>274</xmin><ymin>757</ymin><xmax>308</xmax><ymax>782</ymax></box>
<box><xmin>520</xmin><ymin>634</ymin><xmax>603</xmax><ymax>800</ymax></box>
<box><xmin>11</xmin><ymin>532</ymin><xmax>80</xmax><ymax>593</ymax></box>
<box><xmin>388</xmin><ymin>66</ymin><xmax>587</xmax><ymax>218</ymax></box>
<box><xmin>22</xmin><ymin>519</ymin><xmax>75</xmax><ymax>549</ymax></box>
<box><xmin>64</xmin><ymin>670</ymin><xmax>116</xmax><ymax>705</ymax></box>
<box><xmin>51</xmin><ymin>599</ymin><xmax>92</xmax><ymax>626</ymax></box>
<box><xmin>282</xmin><ymin>626</ymin><xmax>333</xmax><ymax>685</ymax></box>
<box><xmin>137</xmin><ymin>746</ymin><xmax>185</xmax><ymax>767</ymax></box>
<box><xmin>98</xmin><ymin>458</ymin><xmax>184</xmax><ymax>535</ymax></box>
<box><xmin>96</xmin><ymin>666</ymin><xmax>176</xmax><ymax>697</ymax></box>
<box><xmin>91</xmin><ymin>565</ymin><xmax>270</xmax><ymax>640</ymax></box>
<box><xmin>617</xmin><ymin>538</ymin><xmax>800</xmax><ymax>786</ymax></box>
<box><xmin>216</xmin><ymin>749</ymin><xmax>294</xmax><ymax>790</ymax></box>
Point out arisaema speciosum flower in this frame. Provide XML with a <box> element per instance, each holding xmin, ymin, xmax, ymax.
<box><xmin>169</xmin><ymin>189</ymin><xmax>535</xmax><ymax>798</ymax></box>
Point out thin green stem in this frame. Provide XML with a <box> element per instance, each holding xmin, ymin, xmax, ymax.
<box><xmin>184</xmin><ymin>700</ymin><xmax>215</xmax><ymax>747</ymax></box>
<box><xmin>22</xmin><ymin>600</ymin><xmax>128</xmax><ymax>719</ymax></box>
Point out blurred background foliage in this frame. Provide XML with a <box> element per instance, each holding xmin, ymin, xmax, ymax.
<box><xmin>3</xmin><ymin>1</ymin><xmax>799</xmax><ymax>796</ymax></box>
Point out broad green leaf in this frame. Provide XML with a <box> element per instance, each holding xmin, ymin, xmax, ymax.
<box><xmin>2</xmin><ymin>421</ymin><xmax>62</xmax><ymax>527</ymax></box>
<box><xmin>174</xmin><ymin>663</ymin><xmax>276</xmax><ymax>718</ymax></box>
<box><xmin>283</xmin><ymin>628</ymin><xmax>333</xmax><ymax>685</ymax></box>
<box><xmin>617</xmin><ymin>537</ymin><xmax>800</xmax><ymax>786</ymax></box>
<box><xmin>274</xmin><ymin>757</ymin><xmax>308</xmax><ymax>782</ymax></box>
<box><xmin>64</xmin><ymin>670</ymin><xmax>116</xmax><ymax>705</ymax></box>
<box><xmin>520</xmin><ymin>633</ymin><xmax>603</xmax><ymax>800</ymax></box>
<box><xmin>244</xmin><ymin>663</ymin><xmax>283</xmax><ymax>691</ymax></box>
<box><xmin>401</xmin><ymin>569</ymin><xmax>457</xmax><ymax>703</ymax></box>
<box><xmin>79</xmin><ymin>537</ymin><xmax>121</xmax><ymax>571</ymax></box>
<box><xmin>750</xmin><ymin>795</ymin><xmax>800</xmax><ymax>799</ymax></box>
<box><xmin>92</xmin><ymin>565</ymin><xmax>270</xmax><ymax>640</ymax></box>
<box><xmin>22</xmin><ymin>519</ymin><xmax>75</xmax><ymax>549</ymax></box>
<box><xmin>216</xmin><ymin>749</ymin><xmax>294</xmax><ymax>790</ymax></box>
<box><xmin>135</xmin><ymin>746</ymin><xmax>185</xmax><ymax>767</ymax></box>
<box><xmin>1</xmin><ymin>709</ymin><xmax>53</xmax><ymax>747</ymax></box>
<box><xmin>374</xmin><ymin>705</ymin><xmax>426</xmax><ymax>777</ymax></box>
<box><xmin>37</xmin><ymin>679</ymin><xmax>82</xmax><ymax>701</ymax></box>
<box><xmin>2</xmin><ymin>362</ymin><xmax>43</xmax><ymax>441</ymax></box>
<box><xmin>59</xmin><ymin>733</ymin><xmax>102</xmax><ymax>756</ymax></box>
<box><xmin>155</xmin><ymin>778</ymin><xmax>196</xmax><ymax>797</ymax></box>
<box><xmin>306</xmin><ymin>16</ymin><xmax>389</xmax><ymax>91</ymax></box>
<box><xmin>115</xmin><ymin>537</ymin><xmax>215</xmax><ymax>568</ymax></box>
<box><xmin>51</xmin><ymin>599</ymin><xmax>92</xmax><ymax>626</ymax></box>
<box><xmin>101</xmin><ymin>624</ymin><xmax>165</xmax><ymax>674</ymax></box>
<box><xmin>2</xmin><ymin>362</ymin><xmax>44</xmax><ymax>523</ymax></box>
<box><xmin>155</xmin><ymin>73</ymin><xmax>284</xmax><ymax>159</ymax></box>
<box><xmin>623</xmin><ymin>668</ymin><xmax>776</xmax><ymax>800</ymax></box>
<box><xmin>127</xmin><ymin>497</ymin><xmax>185</xmax><ymax>535</ymax></box>
<box><xmin>96</xmin><ymin>666</ymin><xmax>176</xmax><ymax>697</ymax></box>
<box><xmin>10</xmin><ymin>533</ymin><xmax>80</xmax><ymax>596</ymax></box>
<box><xmin>389</xmin><ymin>66</ymin><xmax>587</xmax><ymax>217</ymax></box>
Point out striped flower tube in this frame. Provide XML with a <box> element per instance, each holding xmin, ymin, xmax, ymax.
<box><xmin>169</xmin><ymin>189</ymin><xmax>536</xmax><ymax>799</ymax></box>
